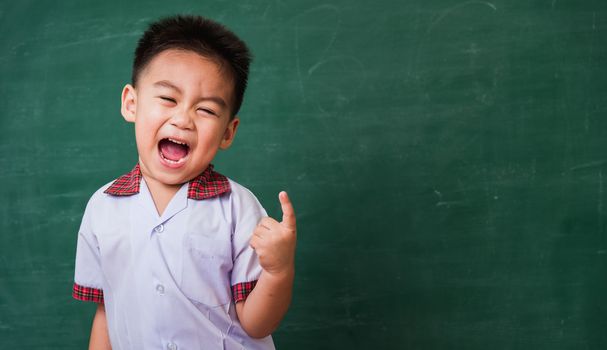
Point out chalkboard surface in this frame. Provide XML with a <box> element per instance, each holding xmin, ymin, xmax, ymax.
<box><xmin>1</xmin><ymin>0</ymin><xmax>606</xmax><ymax>348</ymax></box>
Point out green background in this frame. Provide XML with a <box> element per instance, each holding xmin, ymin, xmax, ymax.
<box><xmin>1</xmin><ymin>0</ymin><xmax>606</xmax><ymax>348</ymax></box>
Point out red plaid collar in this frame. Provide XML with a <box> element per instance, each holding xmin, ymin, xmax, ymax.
<box><xmin>104</xmin><ymin>164</ymin><xmax>231</xmax><ymax>200</ymax></box>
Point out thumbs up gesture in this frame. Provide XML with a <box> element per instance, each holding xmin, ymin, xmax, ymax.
<box><xmin>250</xmin><ymin>191</ymin><xmax>297</xmax><ymax>276</ymax></box>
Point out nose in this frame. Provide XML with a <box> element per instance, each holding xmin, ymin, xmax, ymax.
<box><xmin>169</xmin><ymin>110</ymin><xmax>194</xmax><ymax>130</ymax></box>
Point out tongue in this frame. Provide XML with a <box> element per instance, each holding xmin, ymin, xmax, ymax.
<box><xmin>159</xmin><ymin>139</ymin><xmax>188</xmax><ymax>161</ymax></box>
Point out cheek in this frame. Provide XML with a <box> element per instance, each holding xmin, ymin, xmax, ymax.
<box><xmin>196</xmin><ymin>123</ymin><xmax>227</xmax><ymax>144</ymax></box>
<box><xmin>134</xmin><ymin>121</ymin><xmax>160</xmax><ymax>149</ymax></box>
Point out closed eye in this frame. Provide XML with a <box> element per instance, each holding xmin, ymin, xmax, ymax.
<box><xmin>159</xmin><ymin>96</ymin><xmax>176</xmax><ymax>104</ymax></box>
<box><xmin>197</xmin><ymin>108</ymin><xmax>217</xmax><ymax>116</ymax></box>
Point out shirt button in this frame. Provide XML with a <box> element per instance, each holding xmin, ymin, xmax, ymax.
<box><xmin>154</xmin><ymin>224</ymin><xmax>164</xmax><ymax>233</ymax></box>
<box><xmin>167</xmin><ymin>342</ymin><xmax>178</xmax><ymax>350</ymax></box>
<box><xmin>156</xmin><ymin>284</ymin><xmax>165</xmax><ymax>295</ymax></box>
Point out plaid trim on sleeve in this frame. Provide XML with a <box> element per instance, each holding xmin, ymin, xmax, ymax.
<box><xmin>104</xmin><ymin>164</ymin><xmax>142</xmax><ymax>196</ymax></box>
<box><xmin>73</xmin><ymin>283</ymin><xmax>104</xmax><ymax>304</ymax></box>
<box><xmin>187</xmin><ymin>164</ymin><xmax>231</xmax><ymax>200</ymax></box>
<box><xmin>232</xmin><ymin>280</ymin><xmax>257</xmax><ymax>303</ymax></box>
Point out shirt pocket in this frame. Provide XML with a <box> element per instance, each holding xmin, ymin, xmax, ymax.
<box><xmin>181</xmin><ymin>233</ymin><xmax>233</xmax><ymax>307</ymax></box>
<box><xmin>97</xmin><ymin>231</ymin><xmax>131</xmax><ymax>289</ymax></box>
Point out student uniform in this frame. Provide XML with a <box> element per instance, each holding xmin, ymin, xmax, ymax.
<box><xmin>73</xmin><ymin>164</ymin><xmax>275</xmax><ymax>350</ymax></box>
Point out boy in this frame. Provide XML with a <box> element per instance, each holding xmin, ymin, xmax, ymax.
<box><xmin>73</xmin><ymin>15</ymin><xmax>296</xmax><ymax>350</ymax></box>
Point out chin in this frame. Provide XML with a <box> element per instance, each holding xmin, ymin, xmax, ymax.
<box><xmin>157</xmin><ymin>172</ymin><xmax>191</xmax><ymax>186</ymax></box>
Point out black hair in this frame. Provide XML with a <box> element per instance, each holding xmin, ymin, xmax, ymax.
<box><xmin>132</xmin><ymin>15</ymin><xmax>252</xmax><ymax>118</ymax></box>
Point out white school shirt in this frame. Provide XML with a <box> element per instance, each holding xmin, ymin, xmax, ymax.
<box><xmin>73</xmin><ymin>164</ymin><xmax>275</xmax><ymax>350</ymax></box>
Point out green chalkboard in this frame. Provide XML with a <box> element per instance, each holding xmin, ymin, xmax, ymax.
<box><xmin>1</xmin><ymin>0</ymin><xmax>606</xmax><ymax>348</ymax></box>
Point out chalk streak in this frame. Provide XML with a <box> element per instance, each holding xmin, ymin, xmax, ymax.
<box><xmin>53</xmin><ymin>31</ymin><xmax>140</xmax><ymax>49</ymax></box>
<box><xmin>427</xmin><ymin>1</ymin><xmax>497</xmax><ymax>33</ymax></box>
<box><xmin>569</xmin><ymin>160</ymin><xmax>607</xmax><ymax>171</ymax></box>
<box><xmin>599</xmin><ymin>170</ymin><xmax>603</xmax><ymax>234</ymax></box>
<box><xmin>293</xmin><ymin>4</ymin><xmax>341</xmax><ymax>101</ymax></box>
<box><xmin>436</xmin><ymin>201</ymin><xmax>467</xmax><ymax>207</ymax></box>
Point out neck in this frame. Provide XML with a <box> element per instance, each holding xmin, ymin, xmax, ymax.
<box><xmin>143</xmin><ymin>175</ymin><xmax>182</xmax><ymax>216</ymax></box>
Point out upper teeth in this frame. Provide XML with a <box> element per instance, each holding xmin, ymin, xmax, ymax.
<box><xmin>168</xmin><ymin>138</ymin><xmax>187</xmax><ymax>146</ymax></box>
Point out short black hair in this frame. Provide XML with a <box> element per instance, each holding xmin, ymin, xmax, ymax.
<box><xmin>132</xmin><ymin>15</ymin><xmax>252</xmax><ymax>118</ymax></box>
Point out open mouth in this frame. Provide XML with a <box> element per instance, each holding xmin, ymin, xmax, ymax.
<box><xmin>158</xmin><ymin>138</ymin><xmax>190</xmax><ymax>165</ymax></box>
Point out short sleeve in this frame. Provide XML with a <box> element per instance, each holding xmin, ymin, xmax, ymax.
<box><xmin>73</xmin><ymin>197</ymin><xmax>105</xmax><ymax>303</ymax></box>
<box><xmin>230</xmin><ymin>183</ymin><xmax>267</xmax><ymax>302</ymax></box>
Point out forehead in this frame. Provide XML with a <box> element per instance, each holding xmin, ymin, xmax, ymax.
<box><xmin>139</xmin><ymin>49</ymin><xmax>235</xmax><ymax>102</ymax></box>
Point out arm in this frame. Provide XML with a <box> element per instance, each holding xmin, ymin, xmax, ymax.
<box><xmin>89</xmin><ymin>303</ymin><xmax>112</xmax><ymax>350</ymax></box>
<box><xmin>236</xmin><ymin>191</ymin><xmax>297</xmax><ymax>338</ymax></box>
<box><xmin>235</xmin><ymin>268</ymin><xmax>294</xmax><ymax>338</ymax></box>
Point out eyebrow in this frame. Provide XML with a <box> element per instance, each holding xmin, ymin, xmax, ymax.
<box><xmin>153</xmin><ymin>80</ymin><xmax>228</xmax><ymax>108</ymax></box>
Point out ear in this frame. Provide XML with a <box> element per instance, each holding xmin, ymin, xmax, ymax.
<box><xmin>121</xmin><ymin>84</ymin><xmax>137</xmax><ymax>123</ymax></box>
<box><xmin>219</xmin><ymin>117</ymin><xmax>240</xmax><ymax>150</ymax></box>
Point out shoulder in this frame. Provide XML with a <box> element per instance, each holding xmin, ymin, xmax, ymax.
<box><xmin>222</xmin><ymin>178</ymin><xmax>267</xmax><ymax>239</ymax></box>
<box><xmin>78</xmin><ymin>180</ymin><xmax>123</xmax><ymax>232</ymax></box>
<box><xmin>81</xmin><ymin>179</ymin><xmax>128</xmax><ymax>219</ymax></box>
<box><xmin>87</xmin><ymin>180</ymin><xmax>120</xmax><ymax>205</ymax></box>
<box><xmin>227</xmin><ymin>178</ymin><xmax>259</xmax><ymax>201</ymax></box>
<box><xmin>225</xmin><ymin>178</ymin><xmax>267</xmax><ymax>217</ymax></box>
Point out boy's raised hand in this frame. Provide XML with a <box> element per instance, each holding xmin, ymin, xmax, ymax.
<box><xmin>250</xmin><ymin>191</ymin><xmax>297</xmax><ymax>276</ymax></box>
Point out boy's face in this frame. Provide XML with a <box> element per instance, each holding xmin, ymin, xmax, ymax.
<box><xmin>121</xmin><ymin>49</ymin><xmax>239</xmax><ymax>187</ymax></box>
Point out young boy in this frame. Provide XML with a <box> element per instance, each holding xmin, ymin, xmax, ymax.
<box><xmin>72</xmin><ymin>15</ymin><xmax>296</xmax><ymax>350</ymax></box>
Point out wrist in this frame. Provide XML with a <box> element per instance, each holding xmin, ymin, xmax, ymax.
<box><xmin>262</xmin><ymin>264</ymin><xmax>295</xmax><ymax>282</ymax></box>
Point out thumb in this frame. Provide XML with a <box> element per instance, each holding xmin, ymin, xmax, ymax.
<box><xmin>279</xmin><ymin>191</ymin><xmax>296</xmax><ymax>229</ymax></box>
